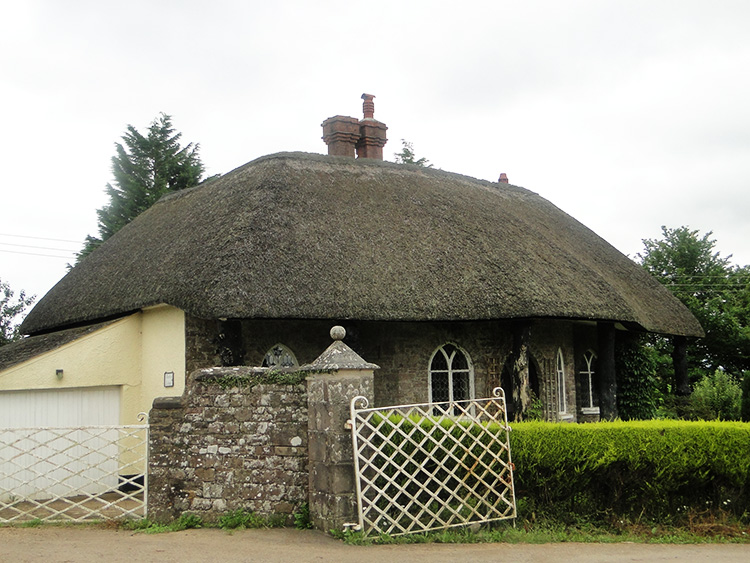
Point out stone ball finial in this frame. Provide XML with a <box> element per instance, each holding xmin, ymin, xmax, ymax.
<box><xmin>330</xmin><ymin>325</ymin><xmax>346</xmax><ymax>341</ymax></box>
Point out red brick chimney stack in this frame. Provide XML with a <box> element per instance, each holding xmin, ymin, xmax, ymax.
<box><xmin>498</xmin><ymin>173</ymin><xmax>509</xmax><ymax>184</ymax></box>
<box><xmin>356</xmin><ymin>93</ymin><xmax>388</xmax><ymax>159</ymax></box>
<box><xmin>321</xmin><ymin>94</ymin><xmax>388</xmax><ymax>160</ymax></box>
<box><xmin>321</xmin><ymin>115</ymin><xmax>360</xmax><ymax>158</ymax></box>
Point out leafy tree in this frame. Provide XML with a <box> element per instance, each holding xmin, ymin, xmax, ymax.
<box><xmin>690</xmin><ymin>369</ymin><xmax>742</xmax><ymax>420</ymax></box>
<box><xmin>394</xmin><ymin>139</ymin><xmax>432</xmax><ymax>167</ymax></box>
<box><xmin>1</xmin><ymin>278</ymin><xmax>35</xmax><ymax>346</ymax></box>
<box><xmin>79</xmin><ymin>113</ymin><xmax>204</xmax><ymax>259</ymax></box>
<box><xmin>638</xmin><ymin>226</ymin><xmax>750</xmax><ymax>383</ymax></box>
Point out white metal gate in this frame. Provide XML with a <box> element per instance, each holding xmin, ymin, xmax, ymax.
<box><xmin>348</xmin><ymin>388</ymin><xmax>516</xmax><ymax>536</ymax></box>
<box><xmin>0</xmin><ymin>414</ymin><xmax>148</xmax><ymax>522</ymax></box>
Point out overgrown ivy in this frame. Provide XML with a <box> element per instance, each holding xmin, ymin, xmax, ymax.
<box><xmin>616</xmin><ymin>334</ymin><xmax>660</xmax><ymax>420</ymax></box>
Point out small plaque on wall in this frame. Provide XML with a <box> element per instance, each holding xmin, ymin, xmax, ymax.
<box><xmin>164</xmin><ymin>371</ymin><xmax>175</xmax><ymax>388</ymax></box>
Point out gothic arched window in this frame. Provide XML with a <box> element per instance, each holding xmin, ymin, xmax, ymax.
<box><xmin>429</xmin><ymin>344</ymin><xmax>474</xmax><ymax>406</ymax></box>
<box><xmin>556</xmin><ymin>348</ymin><xmax>567</xmax><ymax>414</ymax></box>
<box><xmin>262</xmin><ymin>344</ymin><xmax>298</xmax><ymax>368</ymax></box>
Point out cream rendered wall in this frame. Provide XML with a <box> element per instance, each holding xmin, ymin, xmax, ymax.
<box><xmin>0</xmin><ymin>305</ymin><xmax>185</xmax><ymax>425</ymax></box>
<box><xmin>139</xmin><ymin>304</ymin><xmax>186</xmax><ymax>421</ymax></box>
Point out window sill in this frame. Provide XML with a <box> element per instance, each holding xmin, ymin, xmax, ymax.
<box><xmin>558</xmin><ymin>413</ymin><xmax>574</xmax><ymax>422</ymax></box>
<box><xmin>581</xmin><ymin>407</ymin><xmax>600</xmax><ymax>416</ymax></box>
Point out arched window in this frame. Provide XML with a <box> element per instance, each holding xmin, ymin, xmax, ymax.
<box><xmin>262</xmin><ymin>344</ymin><xmax>298</xmax><ymax>368</ymax></box>
<box><xmin>429</xmin><ymin>344</ymin><xmax>474</xmax><ymax>406</ymax></box>
<box><xmin>556</xmin><ymin>348</ymin><xmax>567</xmax><ymax>414</ymax></box>
<box><xmin>579</xmin><ymin>350</ymin><xmax>599</xmax><ymax>413</ymax></box>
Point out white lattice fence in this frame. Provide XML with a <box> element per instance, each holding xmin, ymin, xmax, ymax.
<box><xmin>348</xmin><ymin>388</ymin><xmax>516</xmax><ymax>537</ymax></box>
<box><xmin>0</xmin><ymin>417</ymin><xmax>148</xmax><ymax>522</ymax></box>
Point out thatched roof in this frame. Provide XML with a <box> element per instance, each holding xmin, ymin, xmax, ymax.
<box><xmin>21</xmin><ymin>152</ymin><xmax>703</xmax><ymax>337</ymax></box>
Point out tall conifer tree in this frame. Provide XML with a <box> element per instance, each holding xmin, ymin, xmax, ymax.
<box><xmin>79</xmin><ymin>113</ymin><xmax>204</xmax><ymax>259</ymax></box>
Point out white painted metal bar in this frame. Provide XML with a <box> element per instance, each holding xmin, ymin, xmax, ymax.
<box><xmin>0</xmin><ymin>414</ymin><xmax>148</xmax><ymax>523</ymax></box>
<box><xmin>349</xmin><ymin>388</ymin><xmax>516</xmax><ymax>537</ymax></box>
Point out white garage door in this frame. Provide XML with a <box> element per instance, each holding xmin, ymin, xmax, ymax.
<box><xmin>0</xmin><ymin>386</ymin><xmax>120</xmax><ymax>428</ymax></box>
<box><xmin>0</xmin><ymin>387</ymin><xmax>121</xmax><ymax>500</ymax></box>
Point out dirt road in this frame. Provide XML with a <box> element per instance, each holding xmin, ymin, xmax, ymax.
<box><xmin>2</xmin><ymin>527</ymin><xmax>749</xmax><ymax>563</ymax></box>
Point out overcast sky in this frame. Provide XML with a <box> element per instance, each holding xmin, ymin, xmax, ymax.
<box><xmin>2</xmin><ymin>0</ymin><xmax>749</xmax><ymax>308</ymax></box>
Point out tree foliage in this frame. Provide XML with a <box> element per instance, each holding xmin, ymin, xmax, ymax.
<box><xmin>638</xmin><ymin>226</ymin><xmax>750</xmax><ymax>382</ymax></box>
<box><xmin>394</xmin><ymin>139</ymin><xmax>432</xmax><ymax>167</ymax></box>
<box><xmin>690</xmin><ymin>370</ymin><xmax>742</xmax><ymax>420</ymax></box>
<box><xmin>0</xmin><ymin>278</ymin><xmax>35</xmax><ymax>346</ymax></box>
<box><xmin>80</xmin><ymin>113</ymin><xmax>205</xmax><ymax>259</ymax></box>
<box><xmin>615</xmin><ymin>334</ymin><xmax>660</xmax><ymax>420</ymax></box>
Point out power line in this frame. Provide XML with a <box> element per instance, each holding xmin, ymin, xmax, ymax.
<box><xmin>0</xmin><ymin>248</ymin><xmax>75</xmax><ymax>259</ymax></box>
<box><xmin>0</xmin><ymin>242</ymin><xmax>79</xmax><ymax>252</ymax></box>
<box><xmin>0</xmin><ymin>233</ymin><xmax>83</xmax><ymax>244</ymax></box>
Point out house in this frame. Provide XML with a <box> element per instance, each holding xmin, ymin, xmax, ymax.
<box><xmin>0</xmin><ymin>95</ymin><xmax>703</xmax><ymax>426</ymax></box>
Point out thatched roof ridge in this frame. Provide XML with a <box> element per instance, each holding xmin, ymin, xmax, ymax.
<box><xmin>21</xmin><ymin>152</ymin><xmax>703</xmax><ymax>337</ymax></box>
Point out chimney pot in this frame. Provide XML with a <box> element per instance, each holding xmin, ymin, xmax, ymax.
<box><xmin>498</xmin><ymin>173</ymin><xmax>509</xmax><ymax>184</ymax></box>
<box><xmin>361</xmin><ymin>93</ymin><xmax>375</xmax><ymax>119</ymax></box>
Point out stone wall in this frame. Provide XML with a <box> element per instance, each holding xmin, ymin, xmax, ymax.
<box><xmin>148</xmin><ymin>367</ymin><xmax>309</xmax><ymax>523</ymax></box>
<box><xmin>185</xmin><ymin>318</ymin><xmax>601</xmax><ymax>422</ymax></box>
<box><xmin>182</xmin><ymin>317</ymin><xmax>614</xmax><ymax>428</ymax></box>
<box><xmin>185</xmin><ymin>316</ymin><xmax>222</xmax><ymax>374</ymax></box>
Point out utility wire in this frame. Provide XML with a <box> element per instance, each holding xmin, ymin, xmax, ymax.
<box><xmin>0</xmin><ymin>242</ymin><xmax>79</xmax><ymax>252</ymax></box>
<box><xmin>0</xmin><ymin>233</ymin><xmax>82</xmax><ymax>244</ymax></box>
<box><xmin>0</xmin><ymin>248</ymin><xmax>75</xmax><ymax>259</ymax></box>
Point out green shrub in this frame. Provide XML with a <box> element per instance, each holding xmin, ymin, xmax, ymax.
<box><xmin>173</xmin><ymin>513</ymin><xmax>203</xmax><ymax>531</ymax></box>
<box><xmin>218</xmin><ymin>509</ymin><xmax>263</xmax><ymax>530</ymax></box>
<box><xmin>510</xmin><ymin>420</ymin><xmax>750</xmax><ymax>524</ymax></box>
<box><xmin>123</xmin><ymin>513</ymin><xmax>203</xmax><ymax>534</ymax></box>
<box><xmin>293</xmin><ymin>502</ymin><xmax>313</xmax><ymax>530</ymax></box>
<box><xmin>691</xmin><ymin>370</ymin><xmax>742</xmax><ymax>420</ymax></box>
<box><xmin>361</xmin><ymin>415</ymin><xmax>750</xmax><ymax>528</ymax></box>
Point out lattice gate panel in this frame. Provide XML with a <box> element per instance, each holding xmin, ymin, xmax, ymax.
<box><xmin>0</xmin><ymin>417</ymin><xmax>148</xmax><ymax>522</ymax></box>
<box><xmin>348</xmin><ymin>388</ymin><xmax>516</xmax><ymax>537</ymax></box>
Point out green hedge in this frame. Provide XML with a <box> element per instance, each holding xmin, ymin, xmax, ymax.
<box><xmin>509</xmin><ymin>421</ymin><xmax>750</xmax><ymax>523</ymax></box>
<box><xmin>365</xmin><ymin>416</ymin><xmax>750</xmax><ymax>526</ymax></box>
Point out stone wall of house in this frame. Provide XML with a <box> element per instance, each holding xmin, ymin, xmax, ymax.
<box><xmin>183</xmin><ymin>318</ymin><xmax>606</xmax><ymax>423</ymax></box>
<box><xmin>148</xmin><ymin>367</ymin><xmax>309</xmax><ymax>523</ymax></box>
<box><xmin>185</xmin><ymin>316</ymin><xmax>222</xmax><ymax>374</ymax></box>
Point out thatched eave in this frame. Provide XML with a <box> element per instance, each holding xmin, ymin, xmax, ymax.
<box><xmin>21</xmin><ymin>152</ymin><xmax>704</xmax><ymax>338</ymax></box>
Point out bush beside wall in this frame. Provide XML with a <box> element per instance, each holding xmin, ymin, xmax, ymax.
<box><xmin>509</xmin><ymin>421</ymin><xmax>750</xmax><ymax>523</ymax></box>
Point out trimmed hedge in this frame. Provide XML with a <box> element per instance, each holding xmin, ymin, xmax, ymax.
<box><xmin>509</xmin><ymin>421</ymin><xmax>750</xmax><ymax>523</ymax></box>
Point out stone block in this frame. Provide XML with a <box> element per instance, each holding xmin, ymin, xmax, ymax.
<box><xmin>203</xmin><ymin>482</ymin><xmax>224</xmax><ymax>499</ymax></box>
<box><xmin>307</xmin><ymin>432</ymin><xmax>327</xmax><ymax>462</ymax></box>
<box><xmin>330</xmin><ymin>464</ymin><xmax>355</xmax><ymax>494</ymax></box>
<box><xmin>309</xmin><ymin>462</ymin><xmax>330</xmax><ymax>493</ymax></box>
<box><xmin>326</xmin><ymin>433</ymin><xmax>354</xmax><ymax>464</ymax></box>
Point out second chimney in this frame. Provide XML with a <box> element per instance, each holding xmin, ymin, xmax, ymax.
<box><xmin>322</xmin><ymin>94</ymin><xmax>388</xmax><ymax>160</ymax></box>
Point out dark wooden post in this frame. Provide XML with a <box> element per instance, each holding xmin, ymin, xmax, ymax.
<box><xmin>597</xmin><ymin>322</ymin><xmax>618</xmax><ymax>420</ymax></box>
<box><xmin>510</xmin><ymin>320</ymin><xmax>532</xmax><ymax>420</ymax></box>
<box><xmin>672</xmin><ymin>335</ymin><xmax>690</xmax><ymax>396</ymax></box>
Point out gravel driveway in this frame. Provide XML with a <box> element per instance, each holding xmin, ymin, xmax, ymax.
<box><xmin>3</xmin><ymin>527</ymin><xmax>750</xmax><ymax>563</ymax></box>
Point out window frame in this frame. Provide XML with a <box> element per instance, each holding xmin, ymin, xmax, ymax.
<box><xmin>579</xmin><ymin>349</ymin><xmax>600</xmax><ymax>415</ymax></box>
<box><xmin>262</xmin><ymin>343</ymin><xmax>299</xmax><ymax>368</ymax></box>
<box><xmin>556</xmin><ymin>348</ymin><xmax>567</xmax><ymax>415</ymax></box>
<box><xmin>428</xmin><ymin>343</ymin><xmax>475</xmax><ymax>406</ymax></box>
